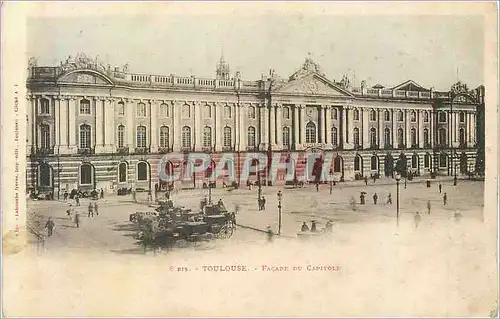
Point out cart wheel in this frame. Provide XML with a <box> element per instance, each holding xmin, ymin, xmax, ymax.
<box><xmin>217</xmin><ymin>225</ymin><xmax>234</xmax><ymax>239</ymax></box>
<box><xmin>176</xmin><ymin>239</ymin><xmax>189</xmax><ymax>248</ymax></box>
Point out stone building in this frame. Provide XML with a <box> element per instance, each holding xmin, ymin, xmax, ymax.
<box><xmin>26</xmin><ymin>53</ymin><xmax>484</xmax><ymax>197</ymax></box>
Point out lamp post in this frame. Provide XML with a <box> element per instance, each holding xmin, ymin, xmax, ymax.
<box><xmin>329</xmin><ymin>169</ymin><xmax>333</xmax><ymax>195</ymax></box>
<box><xmin>277</xmin><ymin>190</ymin><xmax>283</xmax><ymax>235</ymax></box>
<box><xmin>395</xmin><ymin>173</ymin><xmax>401</xmax><ymax>227</ymax></box>
<box><xmin>257</xmin><ymin>168</ymin><xmax>262</xmax><ymax>209</ymax></box>
<box><xmin>208</xmin><ymin>183</ymin><xmax>212</xmax><ymax>205</ymax></box>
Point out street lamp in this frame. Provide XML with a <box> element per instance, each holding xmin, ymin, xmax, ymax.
<box><xmin>277</xmin><ymin>190</ymin><xmax>283</xmax><ymax>235</ymax></box>
<box><xmin>329</xmin><ymin>169</ymin><xmax>333</xmax><ymax>194</ymax></box>
<box><xmin>395</xmin><ymin>173</ymin><xmax>401</xmax><ymax>227</ymax></box>
<box><xmin>208</xmin><ymin>182</ymin><xmax>212</xmax><ymax>205</ymax></box>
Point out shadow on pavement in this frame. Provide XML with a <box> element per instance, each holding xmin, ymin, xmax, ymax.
<box><xmin>112</xmin><ymin>223</ymin><xmax>138</xmax><ymax>232</ymax></box>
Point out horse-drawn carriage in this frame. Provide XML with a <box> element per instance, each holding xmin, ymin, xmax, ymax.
<box><xmin>129</xmin><ymin>199</ymin><xmax>235</xmax><ymax>249</ymax></box>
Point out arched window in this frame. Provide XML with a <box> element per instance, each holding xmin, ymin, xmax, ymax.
<box><xmin>384</xmin><ymin>110</ymin><xmax>390</xmax><ymax>121</ymax></box>
<box><xmin>371</xmin><ymin>155</ymin><xmax>378</xmax><ymax>170</ymax></box>
<box><xmin>39</xmin><ymin>98</ymin><xmax>50</xmax><ymax>115</ymax></box>
<box><xmin>411</xmin><ymin>128</ymin><xmax>417</xmax><ymax>146</ymax></box>
<box><xmin>282</xmin><ymin>126</ymin><xmax>290</xmax><ymax>147</ymax></box>
<box><xmin>438</xmin><ymin>111</ymin><xmax>446</xmax><ymax>123</ymax></box>
<box><xmin>411</xmin><ymin>111</ymin><xmax>417</xmax><ymax>122</ymax></box>
<box><xmin>204</xmin><ymin>104</ymin><xmax>211</xmax><ymax>118</ymax></box>
<box><xmin>182</xmin><ymin>126</ymin><xmax>191</xmax><ymax>148</ymax></box>
<box><xmin>80</xmin><ymin>164</ymin><xmax>93</xmax><ymax>185</ymax></box>
<box><xmin>79</xmin><ymin>124</ymin><xmax>91</xmax><ymax>149</ymax></box>
<box><xmin>423</xmin><ymin>111</ymin><xmax>429</xmax><ymax>122</ymax></box>
<box><xmin>117</xmin><ymin>125</ymin><xmax>125</xmax><ymax>148</ymax></box>
<box><xmin>353</xmin><ymin>109</ymin><xmax>360</xmax><ymax>121</ymax></box>
<box><xmin>79</xmin><ymin>98</ymin><xmax>91</xmax><ymax>115</ymax></box>
<box><xmin>182</xmin><ymin>160</ymin><xmax>193</xmax><ymax>178</ymax></box>
<box><xmin>136</xmin><ymin>126</ymin><xmax>147</xmax><ymax>148</ymax></box>
<box><xmin>370</xmin><ymin>110</ymin><xmax>377</xmax><ymax>121</ymax></box>
<box><xmin>39</xmin><ymin>164</ymin><xmax>52</xmax><ymax>187</ymax></box>
<box><xmin>182</xmin><ymin>104</ymin><xmax>191</xmax><ymax>118</ymax></box>
<box><xmin>283</xmin><ymin>107</ymin><xmax>290</xmax><ymax>119</ymax></box>
<box><xmin>305</xmin><ymin>122</ymin><xmax>316</xmax><ymax>143</ymax></box>
<box><xmin>160</xmin><ymin>103</ymin><xmax>169</xmax><ymax>117</ymax></box>
<box><xmin>223</xmin><ymin>126</ymin><xmax>232</xmax><ymax>148</ymax></box>
<box><xmin>459</xmin><ymin>128</ymin><xmax>465</xmax><ymax>145</ymax></box>
<box><xmin>247</xmin><ymin>126</ymin><xmax>256</xmax><ymax>147</ymax></box>
<box><xmin>203</xmin><ymin>126</ymin><xmax>212</xmax><ymax>148</ymax></box>
<box><xmin>397</xmin><ymin>128</ymin><xmax>404</xmax><ymax>147</ymax></box>
<box><xmin>354</xmin><ymin>155</ymin><xmax>362</xmax><ymax>171</ymax></box>
<box><xmin>412</xmin><ymin>154</ymin><xmax>418</xmax><ymax>168</ymax></box>
<box><xmin>397</xmin><ymin>110</ymin><xmax>404</xmax><ymax>122</ymax></box>
<box><xmin>224</xmin><ymin>105</ymin><xmax>232</xmax><ymax>118</ymax></box>
<box><xmin>439</xmin><ymin>153</ymin><xmax>447</xmax><ymax>168</ymax></box>
<box><xmin>137</xmin><ymin>162</ymin><xmax>149</xmax><ymax>181</ymax></box>
<box><xmin>331</xmin><ymin>127</ymin><xmax>338</xmax><ymax>145</ymax></box>
<box><xmin>333</xmin><ymin>156</ymin><xmax>342</xmax><ymax>173</ymax></box>
<box><xmin>136</xmin><ymin>103</ymin><xmax>147</xmax><ymax>117</ymax></box>
<box><xmin>353</xmin><ymin>127</ymin><xmax>360</xmax><ymax>146</ymax></box>
<box><xmin>248</xmin><ymin>106</ymin><xmax>256</xmax><ymax>119</ymax></box>
<box><xmin>438</xmin><ymin>128</ymin><xmax>447</xmax><ymax>145</ymax></box>
<box><xmin>423</xmin><ymin>128</ymin><xmax>429</xmax><ymax>146</ymax></box>
<box><xmin>331</xmin><ymin>108</ymin><xmax>338</xmax><ymax>120</ymax></box>
<box><xmin>40</xmin><ymin>124</ymin><xmax>51</xmax><ymax>149</ymax></box>
<box><xmin>117</xmin><ymin>101</ymin><xmax>125</xmax><ymax>116</ymax></box>
<box><xmin>159</xmin><ymin>126</ymin><xmax>169</xmax><ymax>148</ymax></box>
<box><xmin>424</xmin><ymin>153</ymin><xmax>431</xmax><ymax>168</ymax></box>
<box><xmin>384</xmin><ymin>128</ymin><xmax>391</xmax><ymax>147</ymax></box>
<box><xmin>459</xmin><ymin>112</ymin><xmax>465</xmax><ymax>123</ymax></box>
<box><xmin>118</xmin><ymin>162</ymin><xmax>127</xmax><ymax>183</ymax></box>
<box><xmin>370</xmin><ymin>127</ymin><xmax>377</xmax><ymax>146</ymax></box>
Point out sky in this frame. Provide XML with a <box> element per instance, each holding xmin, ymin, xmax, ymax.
<box><xmin>28</xmin><ymin>14</ymin><xmax>484</xmax><ymax>91</ymax></box>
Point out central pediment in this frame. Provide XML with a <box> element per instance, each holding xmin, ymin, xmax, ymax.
<box><xmin>276</xmin><ymin>73</ymin><xmax>353</xmax><ymax>97</ymax></box>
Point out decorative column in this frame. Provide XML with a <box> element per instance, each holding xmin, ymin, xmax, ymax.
<box><xmin>269</xmin><ymin>104</ymin><xmax>276</xmax><ymax>148</ymax></box>
<box><xmin>215</xmin><ymin>102</ymin><xmax>222</xmax><ymax>151</ymax></box>
<box><xmin>27</xmin><ymin>95</ymin><xmax>33</xmax><ymax>152</ymax></box>
<box><xmin>299</xmin><ymin>105</ymin><xmax>306</xmax><ymax>147</ymax></box>
<box><xmin>392</xmin><ymin>109</ymin><xmax>397</xmax><ymax>148</ymax></box>
<box><xmin>453</xmin><ymin>112</ymin><xmax>460</xmax><ymax>147</ymax></box>
<box><xmin>378</xmin><ymin>109</ymin><xmax>383</xmax><ymax>148</ymax></box>
<box><xmin>238</xmin><ymin>103</ymin><xmax>246</xmax><ymax>151</ymax></box>
<box><xmin>259</xmin><ymin>102</ymin><xmax>268</xmax><ymax>150</ymax></box>
<box><xmin>317</xmin><ymin>105</ymin><xmax>322</xmax><ymax>144</ymax></box>
<box><xmin>418</xmin><ymin>110</ymin><xmax>424</xmax><ymax>148</ymax></box>
<box><xmin>293</xmin><ymin>105</ymin><xmax>300</xmax><ymax>149</ymax></box>
<box><xmin>95</xmin><ymin>97</ymin><xmax>105</xmax><ymax>153</ymax></box>
<box><xmin>471</xmin><ymin>112</ymin><xmax>476</xmax><ymax>145</ymax></box>
<box><xmin>68</xmin><ymin>97</ymin><xmax>77</xmax><ymax>152</ymax></box>
<box><xmin>325</xmin><ymin>106</ymin><xmax>331</xmax><ymax>146</ymax></box>
<box><xmin>362</xmin><ymin>108</ymin><xmax>369</xmax><ymax>149</ymax></box>
<box><xmin>150</xmin><ymin>99</ymin><xmax>158</xmax><ymax>153</ymax></box>
<box><xmin>405</xmin><ymin>110</ymin><xmax>411</xmax><ymax>147</ymax></box>
<box><xmin>126</xmin><ymin>99</ymin><xmax>135</xmax><ymax>149</ymax></box>
<box><xmin>276</xmin><ymin>104</ymin><xmax>282</xmax><ymax>149</ymax></box>
<box><xmin>342</xmin><ymin>107</ymin><xmax>348</xmax><ymax>146</ymax></box>
<box><xmin>429</xmin><ymin>111</ymin><xmax>434</xmax><ymax>147</ymax></box>
<box><xmin>172</xmin><ymin>101</ymin><xmax>180</xmax><ymax>151</ymax></box>
<box><xmin>104</xmin><ymin>98</ymin><xmax>115</xmax><ymax>153</ymax></box>
<box><xmin>193</xmin><ymin>101</ymin><xmax>202</xmax><ymax>151</ymax></box>
<box><xmin>54</xmin><ymin>97</ymin><xmax>61</xmax><ymax>150</ymax></box>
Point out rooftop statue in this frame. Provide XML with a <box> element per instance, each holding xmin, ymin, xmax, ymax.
<box><xmin>59</xmin><ymin>53</ymin><xmax>107</xmax><ymax>73</ymax></box>
<box><xmin>289</xmin><ymin>56</ymin><xmax>325</xmax><ymax>80</ymax></box>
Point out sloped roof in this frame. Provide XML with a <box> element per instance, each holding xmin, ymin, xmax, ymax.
<box><xmin>392</xmin><ymin>80</ymin><xmax>429</xmax><ymax>92</ymax></box>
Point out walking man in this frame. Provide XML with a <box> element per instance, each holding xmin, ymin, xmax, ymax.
<box><xmin>100</xmin><ymin>188</ymin><xmax>104</xmax><ymax>199</ymax></box>
<box><xmin>75</xmin><ymin>195</ymin><xmax>80</xmax><ymax>206</ymax></box>
<box><xmin>387</xmin><ymin>193</ymin><xmax>392</xmax><ymax>205</ymax></box>
<box><xmin>414</xmin><ymin>212</ymin><xmax>422</xmax><ymax>229</ymax></box>
<box><xmin>132</xmin><ymin>190</ymin><xmax>137</xmax><ymax>203</ymax></box>
<box><xmin>261</xmin><ymin>196</ymin><xmax>266</xmax><ymax>210</ymax></box>
<box><xmin>373</xmin><ymin>193</ymin><xmax>378</xmax><ymax>205</ymax></box>
<box><xmin>316</xmin><ymin>183</ymin><xmax>319</xmax><ymax>192</ymax></box>
<box><xmin>364</xmin><ymin>176</ymin><xmax>368</xmax><ymax>186</ymax></box>
<box><xmin>94</xmin><ymin>202</ymin><xmax>99</xmax><ymax>216</ymax></box>
<box><xmin>438</xmin><ymin>183</ymin><xmax>442</xmax><ymax>193</ymax></box>
<box><xmin>443</xmin><ymin>192</ymin><xmax>448</xmax><ymax>205</ymax></box>
<box><xmin>359</xmin><ymin>193</ymin><xmax>365</xmax><ymax>205</ymax></box>
<box><xmin>74</xmin><ymin>212</ymin><xmax>80</xmax><ymax>228</ymax></box>
<box><xmin>44</xmin><ymin>217</ymin><xmax>55</xmax><ymax>237</ymax></box>
<box><xmin>427</xmin><ymin>200</ymin><xmax>431</xmax><ymax>215</ymax></box>
<box><xmin>88</xmin><ymin>202</ymin><xmax>94</xmax><ymax>218</ymax></box>
<box><xmin>66</xmin><ymin>204</ymin><xmax>73</xmax><ymax>220</ymax></box>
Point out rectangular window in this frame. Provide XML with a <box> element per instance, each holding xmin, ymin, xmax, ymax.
<box><xmin>137</xmin><ymin>103</ymin><xmax>147</xmax><ymax>117</ymax></box>
<box><xmin>79</xmin><ymin>99</ymin><xmax>91</xmax><ymax>115</ymax></box>
<box><xmin>439</xmin><ymin>112</ymin><xmax>447</xmax><ymax>123</ymax></box>
<box><xmin>39</xmin><ymin>99</ymin><xmax>50</xmax><ymax>115</ymax></box>
<box><xmin>136</xmin><ymin>127</ymin><xmax>147</xmax><ymax>148</ymax></box>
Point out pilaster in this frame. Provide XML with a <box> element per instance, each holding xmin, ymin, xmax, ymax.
<box><xmin>172</xmin><ymin>101</ymin><xmax>181</xmax><ymax>151</ymax></box>
<box><xmin>68</xmin><ymin>97</ymin><xmax>77</xmax><ymax>152</ymax></box>
<box><xmin>215</xmin><ymin>102</ymin><xmax>222</xmax><ymax>152</ymax></box>
<box><xmin>95</xmin><ymin>97</ymin><xmax>105</xmax><ymax>153</ymax></box>
<box><xmin>293</xmin><ymin>104</ymin><xmax>300</xmax><ymax>149</ymax></box>
<box><xmin>126</xmin><ymin>99</ymin><xmax>135</xmax><ymax>149</ymax></box>
<box><xmin>150</xmin><ymin>99</ymin><xmax>159</xmax><ymax>153</ymax></box>
<box><xmin>275</xmin><ymin>104</ymin><xmax>282</xmax><ymax>149</ymax></box>
<box><xmin>362</xmin><ymin>108</ymin><xmax>369</xmax><ymax>149</ymax></box>
<box><xmin>104</xmin><ymin>98</ymin><xmax>115</xmax><ymax>153</ymax></box>
<box><xmin>418</xmin><ymin>110</ymin><xmax>424</xmax><ymax>148</ymax></box>
<box><xmin>325</xmin><ymin>106</ymin><xmax>331</xmax><ymax>146</ymax></box>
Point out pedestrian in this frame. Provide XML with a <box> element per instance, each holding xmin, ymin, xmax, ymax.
<box><xmin>257</xmin><ymin>198</ymin><xmax>262</xmax><ymax>211</ymax></box>
<box><xmin>453</xmin><ymin>175</ymin><xmax>457</xmax><ymax>186</ymax></box>
<box><xmin>311</xmin><ymin>220</ymin><xmax>317</xmax><ymax>232</ymax></box>
<box><xmin>414</xmin><ymin>212</ymin><xmax>422</xmax><ymax>229</ymax></box>
<box><xmin>132</xmin><ymin>190</ymin><xmax>137</xmax><ymax>203</ymax></box>
<box><xmin>438</xmin><ymin>183</ymin><xmax>442</xmax><ymax>193</ymax></box>
<box><xmin>266</xmin><ymin>226</ymin><xmax>274</xmax><ymax>242</ymax></box>
<box><xmin>373</xmin><ymin>193</ymin><xmax>378</xmax><ymax>205</ymax></box>
<box><xmin>74</xmin><ymin>212</ymin><xmax>80</xmax><ymax>228</ymax></box>
<box><xmin>315</xmin><ymin>183</ymin><xmax>319</xmax><ymax>192</ymax></box>
<box><xmin>88</xmin><ymin>202</ymin><xmax>94</xmax><ymax>217</ymax></box>
<box><xmin>373</xmin><ymin>175</ymin><xmax>377</xmax><ymax>183</ymax></box>
<box><xmin>63</xmin><ymin>191</ymin><xmax>68</xmax><ymax>201</ymax></box>
<box><xmin>427</xmin><ymin>200</ymin><xmax>431</xmax><ymax>215</ymax></box>
<box><xmin>44</xmin><ymin>217</ymin><xmax>55</xmax><ymax>237</ymax></box>
<box><xmin>100</xmin><ymin>188</ymin><xmax>104</xmax><ymax>199</ymax></box>
<box><xmin>364</xmin><ymin>176</ymin><xmax>368</xmax><ymax>186</ymax></box>
<box><xmin>94</xmin><ymin>202</ymin><xmax>99</xmax><ymax>216</ymax></box>
<box><xmin>301</xmin><ymin>222</ymin><xmax>309</xmax><ymax>232</ymax></box>
<box><xmin>387</xmin><ymin>193</ymin><xmax>392</xmax><ymax>205</ymax></box>
<box><xmin>75</xmin><ymin>195</ymin><xmax>80</xmax><ymax>206</ymax></box>
<box><xmin>359</xmin><ymin>193</ymin><xmax>365</xmax><ymax>205</ymax></box>
<box><xmin>66</xmin><ymin>204</ymin><xmax>73</xmax><ymax>220</ymax></box>
<box><xmin>443</xmin><ymin>193</ymin><xmax>447</xmax><ymax>205</ymax></box>
<box><xmin>261</xmin><ymin>196</ymin><xmax>266</xmax><ymax>210</ymax></box>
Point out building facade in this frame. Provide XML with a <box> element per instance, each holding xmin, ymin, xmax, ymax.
<box><xmin>26</xmin><ymin>53</ymin><xmax>484</xmax><ymax>196</ymax></box>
